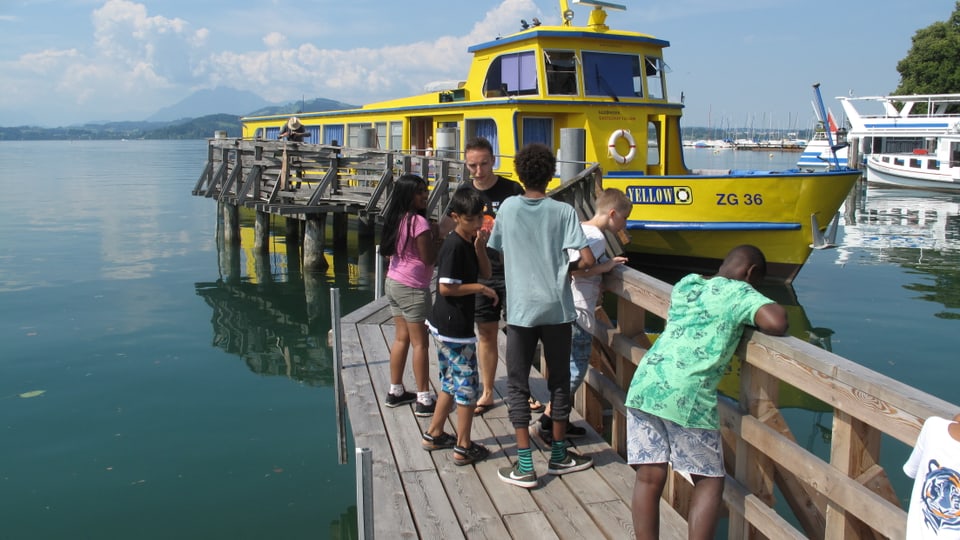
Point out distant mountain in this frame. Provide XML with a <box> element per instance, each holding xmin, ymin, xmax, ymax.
<box><xmin>147</xmin><ymin>87</ymin><xmax>275</xmax><ymax>122</ymax></box>
<box><xmin>245</xmin><ymin>97</ymin><xmax>359</xmax><ymax>118</ymax></box>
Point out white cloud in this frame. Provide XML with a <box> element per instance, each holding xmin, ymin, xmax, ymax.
<box><xmin>0</xmin><ymin>0</ymin><xmax>542</xmax><ymax>125</ymax></box>
<box><xmin>199</xmin><ymin>0</ymin><xmax>541</xmax><ymax>105</ymax></box>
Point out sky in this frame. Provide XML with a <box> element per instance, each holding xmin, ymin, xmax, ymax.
<box><xmin>0</xmin><ymin>0</ymin><xmax>955</xmax><ymax>128</ymax></box>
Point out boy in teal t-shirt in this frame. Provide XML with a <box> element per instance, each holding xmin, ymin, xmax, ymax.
<box><xmin>625</xmin><ymin>244</ymin><xmax>788</xmax><ymax>540</ymax></box>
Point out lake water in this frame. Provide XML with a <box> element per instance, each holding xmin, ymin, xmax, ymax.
<box><xmin>1</xmin><ymin>141</ymin><xmax>956</xmax><ymax>538</ymax></box>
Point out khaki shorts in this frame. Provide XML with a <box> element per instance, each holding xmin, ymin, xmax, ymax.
<box><xmin>385</xmin><ymin>277</ymin><xmax>431</xmax><ymax>323</ymax></box>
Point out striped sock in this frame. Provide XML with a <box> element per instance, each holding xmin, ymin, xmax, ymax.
<box><xmin>517</xmin><ymin>447</ymin><xmax>534</xmax><ymax>473</ymax></box>
<box><xmin>551</xmin><ymin>440</ymin><xmax>567</xmax><ymax>463</ymax></box>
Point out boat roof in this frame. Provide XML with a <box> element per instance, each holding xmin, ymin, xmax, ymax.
<box><xmin>467</xmin><ymin>26</ymin><xmax>669</xmax><ymax>54</ymax></box>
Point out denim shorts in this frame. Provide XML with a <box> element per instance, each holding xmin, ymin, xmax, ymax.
<box><xmin>385</xmin><ymin>277</ymin><xmax>431</xmax><ymax>323</ymax></box>
<box><xmin>626</xmin><ymin>407</ymin><xmax>724</xmax><ymax>477</ymax></box>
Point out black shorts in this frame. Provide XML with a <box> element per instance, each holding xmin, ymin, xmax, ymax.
<box><xmin>475</xmin><ymin>278</ymin><xmax>506</xmax><ymax>324</ymax></box>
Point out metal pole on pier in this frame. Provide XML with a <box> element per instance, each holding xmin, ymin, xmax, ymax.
<box><xmin>356</xmin><ymin>447</ymin><xmax>374</xmax><ymax>540</ymax></box>
<box><xmin>374</xmin><ymin>245</ymin><xmax>384</xmax><ymax>299</ymax></box>
<box><xmin>330</xmin><ymin>288</ymin><xmax>348</xmax><ymax>465</ymax></box>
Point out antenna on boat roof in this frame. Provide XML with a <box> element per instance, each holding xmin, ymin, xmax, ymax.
<box><xmin>573</xmin><ymin>0</ymin><xmax>626</xmax><ymax>11</ymax></box>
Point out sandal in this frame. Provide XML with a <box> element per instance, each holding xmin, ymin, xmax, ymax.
<box><xmin>474</xmin><ymin>401</ymin><xmax>495</xmax><ymax>416</ymax></box>
<box><xmin>421</xmin><ymin>431</ymin><xmax>456</xmax><ymax>451</ymax></box>
<box><xmin>453</xmin><ymin>443</ymin><xmax>490</xmax><ymax>466</ymax></box>
<box><xmin>528</xmin><ymin>396</ymin><xmax>545</xmax><ymax>413</ymax></box>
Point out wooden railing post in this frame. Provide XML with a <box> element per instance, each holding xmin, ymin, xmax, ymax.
<box><xmin>826</xmin><ymin>411</ymin><xmax>896</xmax><ymax>539</ymax></box>
<box><xmin>730</xmin><ymin>349</ymin><xmax>780</xmax><ymax>539</ymax></box>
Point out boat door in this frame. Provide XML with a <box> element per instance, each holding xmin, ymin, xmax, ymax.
<box><xmin>410</xmin><ymin>117</ymin><xmax>433</xmax><ymax>155</ymax></box>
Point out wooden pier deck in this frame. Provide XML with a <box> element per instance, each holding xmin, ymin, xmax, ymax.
<box><xmin>338</xmin><ymin>295</ymin><xmax>687</xmax><ymax>539</ymax></box>
<box><xmin>336</xmin><ymin>265</ymin><xmax>958</xmax><ymax>539</ymax></box>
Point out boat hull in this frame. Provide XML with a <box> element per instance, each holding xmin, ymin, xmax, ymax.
<box><xmin>866</xmin><ymin>155</ymin><xmax>960</xmax><ymax>192</ymax></box>
<box><xmin>603</xmin><ymin>168</ymin><xmax>862</xmax><ymax>282</ymax></box>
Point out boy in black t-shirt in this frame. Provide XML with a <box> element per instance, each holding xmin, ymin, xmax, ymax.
<box><xmin>422</xmin><ymin>189</ymin><xmax>499</xmax><ymax>465</ymax></box>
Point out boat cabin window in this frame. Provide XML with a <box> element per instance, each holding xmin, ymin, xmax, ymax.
<box><xmin>544</xmin><ymin>50</ymin><xmax>578</xmax><ymax>96</ymax></box>
<box><xmin>484</xmin><ymin>51</ymin><xmax>538</xmax><ymax>97</ymax></box>
<box><xmin>324</xmin><ymin>125</ymin><xmax>344</xmax><ymax>146</ymax></box>
<box><xmin>375</xmin><ymin>122</ymin><xmax>388</xmax><ymax>149</ymax></box>
<box><xmin>521</xmin><ymin>117</ymin><xmax>553</xmax><ymax>148</ymax></box>
<box><xmin>951</xmin><ymin>142</ymin><xmax>960</xmax><ymax>168</ymax></box>
<box><xmin>389</xmin><ymin>122</ymin><xmax>402</xmax><ymax>150</ymax></box>
<box><xmin>645</xmin><ymin>57</ymin><xmax>665</xmax><ymax>100</ymax></box>
<box><xmin>582</xmin><ymin>51</ymin><xmax>642</xmax><ymax>99</ymax></box>
<box><xmin>647</xmin><ymin>121</ymin><xmax>660</xmax><ymax>166</ymax></box>
<box><xmin>465</xmin><ymin>118</ymin><xmax>500</xmax><ymax>168</ymax></box>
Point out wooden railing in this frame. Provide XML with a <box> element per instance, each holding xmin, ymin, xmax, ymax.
<box><xmin>572</xmin><ymin>266</ymin><xmax>957</xmax><ymax>539</ymax></box>
<box><xmin>193</xmin><ymin>139</ymin><xmax>470</xmax><ymax>221</ymax></box>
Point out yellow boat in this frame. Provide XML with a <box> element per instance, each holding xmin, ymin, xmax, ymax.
<box><xmin>241</xmin><ymin>0</ymin><xmax>860</xmax><ymax>282</ymax></box>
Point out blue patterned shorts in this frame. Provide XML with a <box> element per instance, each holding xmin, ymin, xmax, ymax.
<box><xmin>433</xmin><ymin>338</ymin><xmax>478</xmax><ymax>406</ymax></box>
<box><xmin>626</xmin><ymin>407</ymin><xmax>724</xmax><ymax>477</ymax></box>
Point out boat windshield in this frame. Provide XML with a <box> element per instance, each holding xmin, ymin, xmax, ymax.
<box><xmin>582</xmin><ymin>51</ymin><xmax>642</xmax><ymax>99</ymax></box>
<box><xmin>483</xmin><ymin>51</ymin><xmax>538</xmax><ymax>96</ymax></box>
<box><xmin>544</xmin><ymin>50</ymin><xmax>578</xmax><ymax>96</ymax></box>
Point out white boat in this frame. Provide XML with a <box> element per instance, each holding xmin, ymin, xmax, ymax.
<box><xmin>842</xmin><ymin>93</ymin><xmax>960</xmax><ymax>158</ymax></box>
<box><xmin>864</xmin><ymin>133</ymin><xmax>960</xmax><ymax>191</ymax></box>
<box><xmin>797</xmin><ymin>109</ymin><xmax>849</xmax><ymax>170</ymax></box>
<box><xmin>800</xmin><ymin>93</ymin><xmax>960</xmax><ymax>172</ymax></box>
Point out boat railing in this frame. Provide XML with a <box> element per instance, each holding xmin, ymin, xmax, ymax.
<box><xmin>567</xmin><ymin>265</ymin><xmax>956</xmax><ymax>539</ymax></box>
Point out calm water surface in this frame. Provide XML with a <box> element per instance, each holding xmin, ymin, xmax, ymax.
<box><xmin>1</xmin><ymin>142</ymin><xmax>957</xmax><ymax>538</ymax></box>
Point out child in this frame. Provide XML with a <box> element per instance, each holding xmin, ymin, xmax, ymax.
<box><xmin>381</xmin><ymin>174</ymin><xmax>438</xmax><ymax>416</ymax></box>
<box><xmin>903</xmin><ymin>412</ymin><xmax>960</xmax><ymax>539</ymax></box>
<box><xmin>538</xmin><ymin>188</ymin><xmax>634</xmax><ymax>441</ymax></box>
<box><xmin>421</xmin><ymin>189</ymin><xmax>499</xmax><ymax>465</ymax></box>
<box><xmin>487</xmin><ymin>143</ymin><xmax>597</xmax><ymax>488</ymax></box>
<box><xmin>625</xmin><ymin>244</ymin><xmax>788</xmax><ymax>539</ymax></box>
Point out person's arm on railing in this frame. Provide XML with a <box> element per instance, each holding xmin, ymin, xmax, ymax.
<box><xmin>754</xmin><ymin>303</ymin><xmax>788</xmax><ymax>336</ymax></box>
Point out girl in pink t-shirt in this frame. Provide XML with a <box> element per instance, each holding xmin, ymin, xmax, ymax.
<box><xmin>382</xmin><ymin>174</ymin><xmax>439</xmax><ymax>415</ymax></box>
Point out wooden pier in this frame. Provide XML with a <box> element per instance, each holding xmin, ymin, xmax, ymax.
<box><xmin>193</xmin><ymin>138</ymin><xmax>469</xmax><ymax>270</ymax></box>
<box><xmin>337</xmin><ymin>265</ymin><xmax>957</xmax><ymax>539</ymax></box>
<box><xmin>195</xmin><ymin>138</ymin><xmax>958</xmax><ymax>538</ymax></box>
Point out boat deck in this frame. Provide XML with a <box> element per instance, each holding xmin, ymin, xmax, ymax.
<box><xmin>338</xmin><ymin>296</ymin><xmax>687</xmax><ymax>539</ymax></box>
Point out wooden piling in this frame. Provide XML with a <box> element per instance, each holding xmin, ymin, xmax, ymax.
<box><xmin>303</xmin><ymin>214</ymin><xmax>329</xmax><ymax>271</ymax></box>
<box><xmin>255</xmin><ymin>211</ymin><xmax>270</xmax><ymax>251</ymax></box>
<box><xmin>221</xmin><ymin>203</ymin><xmax>239</xmax><ymax>245</ymax></box>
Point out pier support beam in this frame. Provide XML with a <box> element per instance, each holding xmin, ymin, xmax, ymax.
<box><xmin>358</xmin><ymin>215</ymin><xmax>376</xmax><ymax>241</ymax></box>
<box><xmin>333</xmin><ymin>213</ymin><xmax>349</xmax><ymax>249</ymax></box>
<box><xmin>285</xmin><ymin>217</ymin><xmax>301</xmax><ymax>245</ymax></box>
<box><xmin>304</xmin><ymin>214</ymin><xmax>329</xmax><ymax>271</ymax></box>
<box><xmin>255</xmin><ymin>211</ymin><xmax>270</xmax><ymax>252</ymax></box>
<box><xmin>221</xmin><ymin>203</ymin><xmax>240</xmax><ymax>245</ymax></box>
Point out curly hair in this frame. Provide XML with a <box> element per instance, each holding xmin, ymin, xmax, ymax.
<box><xmin>513</xmin><ymin>143</ymin><xmax>555</xmax><ymax>191</ymax></box>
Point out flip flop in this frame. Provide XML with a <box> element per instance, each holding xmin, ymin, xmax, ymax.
<box><xmin>528</xmin><ymin>397</ymin><xmax>545</xmax><ymax>413</ymax></box>
<box><xmin>474</xmin><ymin>402</ymin><xmax>495</xmax><ymax>416</ymax></box>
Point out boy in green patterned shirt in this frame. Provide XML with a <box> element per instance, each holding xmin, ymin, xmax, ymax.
<box><xmin>625</xmin><ymin>244</ymin><xmax>788</xmax><ymax>540</ymax></box>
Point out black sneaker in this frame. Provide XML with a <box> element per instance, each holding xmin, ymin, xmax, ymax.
<box><xmin>421</xmin><ymin>431</ymin><xmax>456</xmax><ymax>451</ymax></box>
<box><xmin>414</xmin><ymin>400</ymin><xmax>436</xmax><ymax>417</ymax></box>
<box><xmin>498</xmin><ymin>462</ymin><xmax>538</xmax><ymax>488</ymax></box>
<box><xmin>385</xmin><ymin>391</ymin><xmax>416</xmax><ymax>408</ymax></box>
<box><xmin>547</xmin><ymin>450</ymin><xmax>593</xmax><ymax>475</ymax></box>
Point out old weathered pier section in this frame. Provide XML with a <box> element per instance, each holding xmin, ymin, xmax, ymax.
<box><xmin>193</xmin><ymin>138</ymin><xmax>466</xmax><ymax>270</ymax></box>
<box><xmin>196</xmin><ymin>138</ymin><xmax>957</xmax><ymax>538</ymax></box>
